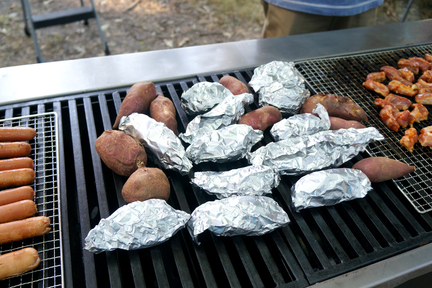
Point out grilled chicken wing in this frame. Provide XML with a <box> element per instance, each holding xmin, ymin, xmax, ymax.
<box><xmin>400</xmin><ymin>128</ymin><xmax>418</xmax><ymax>153</ymax></box>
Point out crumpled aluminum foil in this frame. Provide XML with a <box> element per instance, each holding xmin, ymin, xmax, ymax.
<box><xmin>179</xmin><ymin>93</ymin><xmax>254</xmax><ymax>144</ymax></box>
<box><xmin>191</xmin><ymin>165</ymin><xmax>280</xmax><ymax>199</ymax></box>
<box><xmin>185</xmin><ymin>124</ymin><xmax>263</xmax><ymax>164</ymax></box>
<box><xmin>249</xmin><ymin>61</ymin><xmax>310</xmax><ymax>115</ymax></box>
<box><xmin>187</xmin><ymin>196</ymin><xmax>290</xmax><ymax>244</ymax></box>
<box><xmin>119</xmin><ymin>113</ymin><xmax>193</xmax><ymax>175</ymax></box>
<box><xmin>84</xmin><ymin>199</ymin><xmax>191</xmax><ymax>253</ymax></box>
<box><xmin>270</xmin><ymin>103</ymin><xmax>330</xmax><ymax>141</ymax></box>
<box><xmin>247</xmin><ymin>127</ymin><xmax>384</xmax><ymax>175</ymax></box>
<box><xmin>180</xmin><ymin>82</ymin><xmax>234</xmax><ymax>115</ymax></box>
<box><xmin>291</xmin><ymin>168</ymin><xmax>372</xmax><ymax>212</ymax></box>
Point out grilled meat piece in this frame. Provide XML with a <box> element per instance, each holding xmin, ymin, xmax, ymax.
<box><xmin>416</xmin><ymin>79</ymin><xmax>432</xmax><ymax>93</ymax></box>
<box><xmin>415</xmin><ymin>93</ymin><xmax>432</xmax><ymax>105</ymax></box>
<box><xmin>384</xmin><ymin>94</ymin><xmax>412</xmax><ymax>110</ymax></box>
<box><xmin>400</xmin><ymin>128</ymin><xmax>418</xmax><ymax>153</ymax></box>
<box><xmin>363</xmin><ymin>79</ymin><xmax>389</xmax><ymax>97</ymax></box>
<box><xmin>398</xmin><ymin>68</ymin><xmax>415</xmax><ymax>83</ymax></box>
<box><xmin>398</xmin><ymin>58</ymin><xmax>420</xmax><ymax>75</ymax></box>
<box><xmin>419</xmin><ymin>70</ymin><xmax>432</xmax><ymax>83</ymax></box>
<box><xmin>419</xmin><ymin>126</ymin><xmax>432</xmax><ymax>149</ymax></box>
<box><xmin>388</xmin><ymin>80</ymin><xmax>418</xmax><ymax>97</ymax></box>
<box><xmin>381</xmin><ymin>66</ymin><xmax>413</xmax><ymax>86</ymax></box>
<box><xmin>409</xmin><ymin>57</ymin><xmax>432</xmax><ymax>73</ymax></box>
<box><xmin>410</xmin><ymin>103</ymin><xmax>429</xmax><ymax>123</ymax></box>
<box><xmin>379</xmin><ymin>105</ymin><xmax>400</xmax><ymax>132</ymax></box>
<box><xmin>366</xmin><ymin>71</ymin><xmax>386</xmax><ymax>82</ymax></box>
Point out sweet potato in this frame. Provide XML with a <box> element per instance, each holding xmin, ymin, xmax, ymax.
<box><xmin>113</xmin><ymin>82</ymin><xmax>157</xmax><ymax>129</ymax></box>
<box><xmin>95</xmin><ymin>130</ymin><xmax>147</xmax><ymax>177</ymax></box>
<box><xmin>219</xmin><ymin>75</ymin><xmax>249</xmax><ymax>95</ymax></box>
<box><xmin>301</xmin><ymin>94</ymin><xmax>367</xmax><ymax>122</ymax></box>
<box><xmin>121</xmin><ymin>167</ymin><xmax>170</xmax><ymax>203</ymax></box>
<box><xmin>239</xmin><ymin>106</ymin><xmax>282</xmax><ymax>131</ymax></box>
<box><xmin>150</xmin><ymin>93</ymin><xmax>178</xmax><ymax>135</ymax></box>
<box><xmin>352</xmin><ymin>157</ymin><xmax>415</xmax><ymax>183</ymax></box>
<box><xmin>329</xmin><ymin>117</ymin><xmax>366</xmax><ymax>130</ymax></box>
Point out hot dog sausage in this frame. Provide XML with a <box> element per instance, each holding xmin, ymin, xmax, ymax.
<box><xmin>0</xmin><ymin>142</ymin><xmax>32</xmax><ymax>158</ymax></box>
<box><xmin>0</xmin><ymin>216</ymin><xmax>51</xmax><ymax>245</ymax></box>
<box><xmin>0</xmin><ymin>186</ymin><xmax>35</xmax><ymax>206</ymax></box>
<box><xmin>0</xmin><ymin>168</ymin><xmax>35</xmax><ymax>189</ymax></box>
<box><xmin>0</xmin><ymin>200</ymin><xmax>37</xmax><ymax>224</ymax></box>
<box><xmin>0</xmin><ymin>157</ymin><xmax>34</xmax><ymax>171</ymax></box>
<box><xmin>0</xmin><ymin>127</ymin><xmax>36</xmax><ymax>142</ymax></box>
<box><xmin>0</xmin><ymin>247</ymin><xmax>41</xmax><ymax>280</ymax></box>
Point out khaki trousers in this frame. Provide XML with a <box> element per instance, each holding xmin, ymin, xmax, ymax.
<box><xmin>261</xmin><ymin>1</ymin><xmax>378</xmax><ymax>38</ymax></box>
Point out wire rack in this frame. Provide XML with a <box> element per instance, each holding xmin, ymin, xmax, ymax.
<box><xmin>295</xmin><ymin>44</ymin><xmax>432</xmax><ymax>214</ymax></box>
<box><xmin>0</xmin><ymin>112</ymin><xmax>63</xmax><ymax>287</ymax></box>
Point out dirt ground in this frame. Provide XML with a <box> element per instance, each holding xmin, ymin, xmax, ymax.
<box><xmin>0</xmin><ymin>0</ymin><xmax>430</xmax><ymax>68</ymax></box>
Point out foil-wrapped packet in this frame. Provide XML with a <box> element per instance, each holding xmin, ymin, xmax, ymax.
<box><xmin>291</xmin><ymin>168</ymin><xmax>372</xmax><ymax>212</ymax></box>
<box><xmin>119</xmin><ymin>113</ymin><xmax>193</xmax><ymax>175</ymax></box>
<box><xmin>180</xmin><ymin>82</ymin><xmax>233</xmax><ymax>115</ymax></box>
<box><xmin>249</xmin><ymin>61</ymin><xmax>310</xmax><ymax>115</ymax></box>
<box><xmin>191</xmin><ymin>165</ymin><xmax>280</xmax><ymax>199</ymax></box>
<box><xmin>270</xmin><ymin>103</ymin><xmax>330</xmax><ymax>141</ymax></box>
<box><xmin>179</xmin><ymin>93</ymin><xmax>254</xmax><ymax>144</ymax></box>
<box><xmin>248</xmin><ymin>127</ymin><xmax>384</xmax><ymax>175</ymax></box>
<box><xmin>187</xmin><ymin>196</ymin><xmax>290</xmax><ymax>244</ymax></box>
<box><xmin>185</xmin><ymin>124</ymin><xmax>263</xmax><ymax>164</ymax></box>
<box><xmin>84</xmin><ymin>199</ymin><xmax>190</xmax><ymax>253</ymax></box>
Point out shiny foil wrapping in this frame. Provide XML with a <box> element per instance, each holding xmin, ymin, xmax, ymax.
<box><xmin>270</xmin><ymin>103</ymin><xmax>330</xmax><ymax>141</ymax></box>
<box><xmin>191</xmin><ymin>165</ymin><xmax>280</xmax><ymax>199</ymax></box>
<box><xmin>185</xmin><ymin>124</ymin><xmax>263</xmax><ymax>164</ymax></box>
<box><xmin>291</xmin><ymin>168</ymin><xmax>372</xmax><ymax>212</ymax></box>
<box><xmin>248</xmin><ymin>127</ymin><xmax>384</xmax><ymax>175</ymax></box>
<box><xmin>84</xmin><ymin>200</ymin><xmax>191</xmax><ymax>253</ymax></box>
<box><xmin>187</xmin><ymin>196</ymin><xmax>290</xmax><ymax>244</ymax></box>
<box><xmin>180</xmin><ymin>81</ymin><xmax>233</xmax><ymax>115</ymax></box>
<box><xmin>248</xmin><ymin>61</ymin><xmax>310</xmax><ymax>114</ymax></box>
<box><xmin>119</xmin><ymin>113</ymin><xmax>193</xmax><ymax>175</ymax></box>
<box><xmin>179</xmin><ymin>93</ymin><xmax>254</xmax><ymax>144</ymax></box>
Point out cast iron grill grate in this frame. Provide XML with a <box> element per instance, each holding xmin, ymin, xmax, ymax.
<box><xmin>295</xmin><ymin>44</ymin><xmax>432</xmax><ymax>214</ymax></box>
<box><xmin>1</xmin><ymin>45</ymin><xmax>432</xmax><ymax>288</ymax></box>
<box><xmin>0</xmin><ymin>113</ymin><xmax>62</xmax><ymax>288</ymax></box>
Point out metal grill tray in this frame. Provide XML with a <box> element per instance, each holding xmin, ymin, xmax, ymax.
<box><xmin>0</xmin><ymin>113</ymin><xmax>63</xmax><ymax>288</ymax></box>
<box><xmin>295</xmin><ymin>44</ymin><xmax>432</xmax><ymax>214</ymax></box>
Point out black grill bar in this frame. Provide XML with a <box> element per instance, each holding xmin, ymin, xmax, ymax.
<box><xmin>2</xmin><ymin>45</ymin><xmax>432</xmax><ymax>288</ymax></box>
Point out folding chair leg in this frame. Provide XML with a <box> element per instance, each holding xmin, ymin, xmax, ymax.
<box><xmin>90</xmin><ymin>0</ymin><xmax>110</xmax><ymax>55</ymax></box>
<box><xmin>20</xmin><ymin>0</ymin><xmax>44</xmax><ymax>62</ymax></box>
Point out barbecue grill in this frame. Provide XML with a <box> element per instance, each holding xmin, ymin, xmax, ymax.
<box><xmin>0</xmin><ymin>19</ymin><xmax>432</xmax><ymax>288</ymax></box>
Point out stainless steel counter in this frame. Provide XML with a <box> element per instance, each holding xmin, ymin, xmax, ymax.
<box><xmin>1</xmin><ymin>19</ymin><xmax>432</xmax><ymax>105</ymax></box>
<box><xmin>1</xmin><ymin>19</ymin><xmax>432</xmax><ymax>288</ymax></box>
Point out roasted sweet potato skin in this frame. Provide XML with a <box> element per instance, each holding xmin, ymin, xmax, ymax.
<box><xmin>95</xmin><ymin>130</ymin><xmax>147</xmax><ymax>177</ymax></box>
<box><xmin>122</xmin><ymin>167</ymin><xmax>170</xmax><ymax>203</ymax></box>
<box><xmin>352</xmin><ymin>157</ymin><xmax>415</xmax><ymax>183</ymax></box>
<box><xmin>239</xmin><ymin>106</ymin><xmax>282</xmax><ymax>131</ymax></box>
<box><xmin>150</xmin><ymin>93</ymin><xmax>178</xmax><ymax>135</ymax></box>
<box><xmin>219</xmin><ymin>75</ymin><xmax>249</xmax><ymax>95</ymax></box>
<box><xmin>329</xmin><ymin>117</ymin><xmax>366</xmax><ymax>130</ymax></box>
<box><xmin>301</xmin><ymin>94</ymin><xmax>367</xmax><ymax>122</ymax></box>
<box><xmin>113</xmin><ymin>82</ymin><xmax>157</xmax><ymax>129</ymax></box>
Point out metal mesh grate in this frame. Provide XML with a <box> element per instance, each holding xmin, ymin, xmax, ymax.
<box><xmin>295</xmin><ymin>44</ymin><xmax>432</xmax><ymax>214</ymax></box>
<box><xmin>0</xmin><ymin>113</ymin><xmax>63</xmax><ymax>288</ymax></box>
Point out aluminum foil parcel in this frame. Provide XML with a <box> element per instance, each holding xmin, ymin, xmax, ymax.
<box><xmin>270</xmin><ymin>103</ymin><xmax>330</xmax><ymax>141</ymax></box>
<box><xmin>191</xmin><ymin>165</ymin><xmax>280</xmax><ymax>199</ymax></box>
<box><xmin>179</xmin><ymin>93</ymin><xmax>254</xmax><ymax>144</ymax></box>
<box><xmin>247</xmin><ymin>127</ymin><xmax>384</xmax><ymax>175</ymax></box>
<box><xmin>248</xmin><ymin>61</ymin><xmax>310</xmax><ymax>115</ymax></box>
<box><xmin>185</xmin><ymin>124</ymin><xmax>263</xmax><ymax>164</ymax></box>
<box><xmin>119</xmin><ymin>113</ymin><xmax>193</xmax><ymax>175</ymax></box>
<box><xmin>187</xmin><ymin>196</ymin><xmax>290</xmax><ymax>244</ymax></box>
<box><xmin>84</xmin><ymin>199</ymin><xmax>191</xmax><ymax>253</ymax></box>
<box><xmin>291</xmin><ymin>168</ymin><xmax>372</xmax><ymax>212</ymax></box>
<box><xmin>180</xmin><ymin>81</ymin><xmax>234</xmax><ymax>115</ymax></box>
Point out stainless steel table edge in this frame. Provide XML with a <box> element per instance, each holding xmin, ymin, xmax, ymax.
<box><xmin>1</xmin><ymin>19</ymin><xmax>431</xmax><ymax>105</ymax></box>
<box><xmin>309</xmin><ymin>242</ymin><xmax>432</xmax><ymax>288</ymax></box>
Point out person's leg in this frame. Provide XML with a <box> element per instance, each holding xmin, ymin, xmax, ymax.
<box><xmin>261</xmin><ymin>2</ymin><xmax>334</xmax><ymax>38</ymax></box>
<box><xmin>329</xmin><ymin>8</ymin><xmax>378</xmax><ymax>30</ymax></box>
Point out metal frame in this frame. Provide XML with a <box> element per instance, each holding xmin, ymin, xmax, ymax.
<box><xmin>19</xmin><ymin>0</ymin><xmax>109</xmax><ymax>63</ymax></box>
